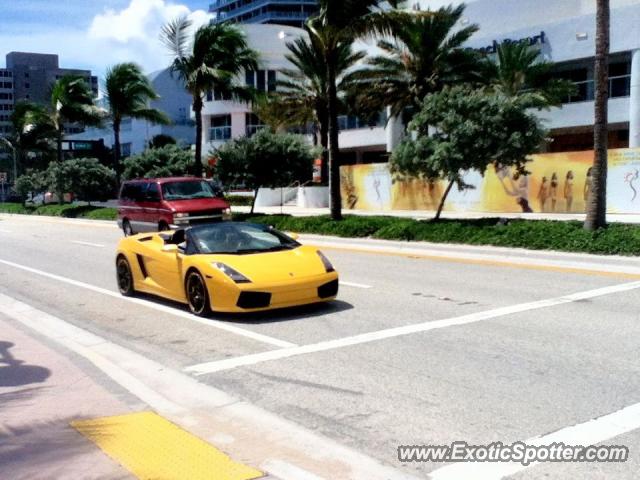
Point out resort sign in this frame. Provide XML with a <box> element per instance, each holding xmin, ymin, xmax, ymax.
<box><xmin>476</xmin><ymin>31</ymin><xmax>546</xmax><ymax>54</ymax></box>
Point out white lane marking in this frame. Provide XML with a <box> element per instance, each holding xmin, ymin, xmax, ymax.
<box><xmin>340</xmin><ymin>281</ymin><xmax>372</xmax><ymax>289</ymax></box>
<box><xmin>261</xmin><ymin>460</ymin><xmax>326</xmax><ymax>480</ymax></box>
<box><xmin>0</xmin><ymin>258</ymin><xmax>296</xmax><ymax>349</ymax></box>
<box><xmin>429</xmin><ymin>402</ymin><xmax>640</xmax><ymax>480</ymax></box>
<box><xmin>71</xmin><ymin>240</ymin><xmax>105</xmax><ymax>248</ymax></box>
<box><xmin>0</xmin><ymin>229</ymin><xmax>11</xmax><ymax>233</ymax></box>
<box><xmin>185</xmin><ymin>281</ymin><xmax>640</xmax><ymax>375</ymax></box>
<box><xmin>0</xmin><ymin>292</ymin><xmax>421</xmax><ymax>480</ymax></box>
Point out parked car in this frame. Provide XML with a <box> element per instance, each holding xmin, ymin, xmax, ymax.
<box><xmin>25</xmin><ymin>192</ymin><xmax>73</xmax><ymax>205</ymax></box>
<box><xmin>117</xmin><ymin>177</ymin><xmax>231</xmax><ymax>236</ymax></box>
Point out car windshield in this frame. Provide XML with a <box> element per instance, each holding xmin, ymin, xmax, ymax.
<box><xmin>161</xmin><ymin>180</ymin><xmax>215</xmax><ymax>201</ymax></box>
<box><xmin>189</xmin><ymin>223</ymin><xmax>299</xmax><ymax>255</ymax></box>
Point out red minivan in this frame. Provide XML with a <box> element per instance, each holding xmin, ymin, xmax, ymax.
<box><xmin>117</xmin><ymin>177</ymin><xmax>231</xmax><ymax>235</ymax></box>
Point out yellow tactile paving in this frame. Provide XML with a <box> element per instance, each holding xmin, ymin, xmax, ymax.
<box><xmin>71</xmin><ymin>411</ymin><xmax>263</xmax><ymax>480</ymax></box>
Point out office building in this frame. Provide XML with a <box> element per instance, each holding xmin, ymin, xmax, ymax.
<box><xmin>210</xmin><ymin>0</ymin><xmax>318</xmax><ymax>27</ymax></box>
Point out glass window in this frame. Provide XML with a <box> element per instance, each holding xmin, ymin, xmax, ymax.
<box><xmin>161</xmin><ymin>180</ymin><xmax>216</xmax><ymax>201</ymax></box>
<box><xmin>189</xmin><ymin>223</ymin><xmax>299</xmax><ymax>255</ymax></box>
<box><xmin>145</xmin><ymin>182</ymin><xmax>160</xmax><ymax>202</ymax></box>
<box><xmin>267</xmin><ymin>70</ymin><xmax>276</xmax><ymax>92</ymax></box>
<box><xmin>256</xmin><ymin>70</ymin><xmax>266</xmax><ymax>91</ymax></box>
<box><xmin>245</xmin><ymin>70</ymin><xmax>255</xmax><ymax>87</ymax></box>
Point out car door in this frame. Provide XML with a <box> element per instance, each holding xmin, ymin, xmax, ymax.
<box><xmin>141</xmin><ymin>182</ymin><xmax>162</xmax><ymax>230</ymax></box>
<box><xmin>121</xmin><ymin>182</ymin><xmax>147</xmax><ymax>233</ymax></box>
<box><xmin>136</xmin><ymin>235</ymin><xmax>185</xmax><ymax>301</ymax></box>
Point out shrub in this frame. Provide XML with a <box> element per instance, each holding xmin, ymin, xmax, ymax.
<box><xmin>123</xmin><ymin>145</ymin><xmax>193</xmax><ymax>180</ymax></box>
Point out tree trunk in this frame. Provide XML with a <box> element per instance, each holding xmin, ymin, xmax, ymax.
<box><xmin>56</xmin><ymin>128</ymin><xmax>64</xmax><ymax>204</ymax></box>
<box><xmin>319</xmin><ymin>110</ymin><xmax>329</xmax><ymax>186</ymax></box>
<box><xmin>585</xmin><ymin>0</ymin><xmax>610</xmax><ymax>231</ymax></box>
<box><xmin>326</xmin><ymin>59</ymin><xmax>342</xmax><ymax>220</ymax></box>
<box><xmin>434</xmin><ymin>179</ymin><xmax>455</xmax><ymax>221</ymax></box>
<box><xmin>113</xmin><ymin>119</ymin><xmax>121</xmax><ymax>186</ymax></box>
<box><xmin>193</xmin><ymin>96</ymin><xmax>204</xmax><ymax>178</ymax></box>
<box><xmin>250</xmin><ymin>188</ymin><xmax>258</xmax><ymax>215</ymax></box>
<box><xmin>56</xmin><ymin>128</ymin><xmax>63</xmax><ymax>163</ymax></box>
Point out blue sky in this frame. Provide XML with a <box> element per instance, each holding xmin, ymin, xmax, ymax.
<box><xmin>1</xmin><ymin>0</ymin><xmax>211</xmax><ymax>82</ymax></box>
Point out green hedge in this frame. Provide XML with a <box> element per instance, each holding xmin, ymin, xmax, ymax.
<box><xmin>0</xmin><ymin>203</ymin><xmax>117</xmax><ymax>220</ymax></box>
<box><xmin>236</xmin><ymin>214</ymin><xmax>640</xmax><ymax>256</ymax></box>
<box><xmin>225</xmin><ymin>195</ymin><xmax>254</xmax><ymax>207</ymax></box>
<box><xmin>2</xmin><ymin>203</ymin><xmax>639</xmax><ymax>256</ymax></box>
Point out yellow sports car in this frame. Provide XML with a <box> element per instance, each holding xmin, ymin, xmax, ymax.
<box><xmin>115</xmin><ymin>222</ymin><xmax>339</xmax><ymax>315</ymax></box>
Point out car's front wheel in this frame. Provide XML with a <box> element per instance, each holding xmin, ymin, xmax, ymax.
<box><xmin>186</xmin><ymin>271</ymin><xmax>210</xmax><ymax>316</ymax></box>
<box><xmin>116</xmin><ymin>256</ymin><xmax>135</xmax><ymax>296</ymax></box>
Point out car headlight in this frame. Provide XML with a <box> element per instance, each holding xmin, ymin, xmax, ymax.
<box><xmin>174</xmin><ymin>212</ymin><xmax>188</xmax><ymax>218</ymax></box>
<box><xmin>317</xmin><ymin>251</ymin><xmax>335</xmax><ymax>272</ymax></box>
<box><xmin>212</xmin><ymin>262</ymin><xmax>251</xmax><ymax>283</ymax></box>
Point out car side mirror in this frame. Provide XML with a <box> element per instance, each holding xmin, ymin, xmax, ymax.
<box><xmin>162</xmin><ymin>244</ymin><xmax>179</xmax><ymax>253</ymax></box>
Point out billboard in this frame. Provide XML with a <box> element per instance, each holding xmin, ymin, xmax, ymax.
<box><xmin>340</xmin><ymin>148</ymin><xmax>640</xmax><ymax>214</ymax></box>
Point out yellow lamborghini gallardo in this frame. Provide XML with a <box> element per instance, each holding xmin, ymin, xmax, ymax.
<box><xmin>115</xmin><ymin>222</ymin><xmax>339</xmax><ymax>315</ymax></box>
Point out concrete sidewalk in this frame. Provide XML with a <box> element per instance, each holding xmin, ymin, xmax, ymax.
<box><xmin>0</xmin><ymin>314</ymin><xmax>134</xmax><ymax>480</ymax></box>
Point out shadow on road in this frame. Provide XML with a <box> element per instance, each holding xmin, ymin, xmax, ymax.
<box><xmin>0</xmin><ymin>341</ymin><xmax>51</xmax><ymax>387</ymax></box>
<box><xmin>131</xmin><ymin>292</ymin><xmax>354</xmax><ymax>325</ymax></box>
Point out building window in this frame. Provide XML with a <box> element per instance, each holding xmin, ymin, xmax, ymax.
<box><xmin>206</xmin><ymin>90</ymin><xmax>213</xmax><ymax>102</ymax></box>
<box><xmin>121</xmin><ymin>143</ymin><xmax>132</xmax><ymax>158</ymax></box>
<box><xmin>267</xmin><ymin>70</ymin><xmax>277</xmax><ymax>92</ymax></box>
<box><xmin>25</xmin><ymin>82</ymin><xmax>30</xmax><ymax>89</ymax></box>
<box><xmin>246</xmin><ymin>113</ymin><xmax>265</xmax><ymax>136</ymax></box>
<box><xmin>210</xmin><ymin>115</ymin><xmax>232</xmax><ymax>141</ymax></box>
<box><xmin>24</xmin><ymin>72</ymin><xmax>29</xmax><ymax>78</ymax></box>
<box><xmin>256</xmin><ymin>70</ymin><xmax>266</xmax><ymax>91</ymax></box>
<box><xmin>245</xmin><ymin>70</ymin><xmax>255</xmax><ymax>87</ymax></box>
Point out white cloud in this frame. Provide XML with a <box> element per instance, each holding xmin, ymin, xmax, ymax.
<box><xmin>0</xmin><ymin>0</ymin><xmax>211</xmax><ymax>83</ymax></box>
<box><xmin>89</xmin><ymin>0</ymin><xmax>210</xmax><ymax>44</ymax></box>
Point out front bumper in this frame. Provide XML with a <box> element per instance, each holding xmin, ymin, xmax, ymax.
<box><xmin>207</xmin><ymin>272</ymin><xmax>339</xmax><ymax>313</ymax></box>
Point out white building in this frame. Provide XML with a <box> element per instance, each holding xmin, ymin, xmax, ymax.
<box><xmin>202</xmin><ymin>0</ymin><xmax>640</xmax><ymax>164</ymax></box>
<box><xmin>69</xmin><ymin>68</ymin><xmax>195</xmax><ymax>156</ymax></box>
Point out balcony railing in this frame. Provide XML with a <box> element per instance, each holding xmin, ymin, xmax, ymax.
<box><xmin>564</xmin><ymin>74</ymin><xmax>631</xmax><ymax>103</ymax></box>
<box><xmin>209</xmin><ymin>126</ymin><xmax>232</xmax><ymax>141</ymax></box>
<box><xmin>337</xmin><ymin>112</ymin><xmax>387</xmax><ymax>131</ymax></box>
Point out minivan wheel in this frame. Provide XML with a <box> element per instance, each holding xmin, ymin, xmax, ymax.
<box><xmin>122</xmin><ymin>219</ymin><xmax>134</xmax><ymax>236</ymax></box>
<box><xmin>186</xmin><ymin>271</ymin><xmax>210</xmax><ymax>316</ymax></box>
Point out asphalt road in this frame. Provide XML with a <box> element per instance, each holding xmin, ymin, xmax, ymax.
<box><xmin>1</xmin><ymin>213</ymin><xmax>640</xmax><ymax>479</ymax></box>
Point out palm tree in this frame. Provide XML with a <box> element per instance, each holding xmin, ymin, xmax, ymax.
<box><xmin>585</xmin><ymin>0</ymin><xmax>610</xmax><ymax>230</ymax></box>
<box><xmin>348</xmin><ymin>5</ymin><xmax>481</xmax><ymax>119</ymax></box>
<box><xmin>277</xmin><ymin>32</ymin><xmax>365</xmax><ymax>184</ymax></box>
<box><xmin>484</xmin><ymin>41</ymin><xmax>576</xmax><ymax>108</ymax></box>
<box><xmin>104</xmin><ymin>62</ymin><xmax>170</xmax><ymax>184</ymax></box>
<box><xmin>308</xmin><ymin>0</ymin><xmax>411</xmax><ymax>220</ymax></box>
<box><xmin>0</xmin><ymin>101</ymin><xmax>56</xmax><ymax>179</ymax></box>
<box><xmin>161</xmin><ymin>17</ymin><xmax>259</xmax><ymax>177</ymax></box>
<box><xmin>50</xmin><ymin>75</ymin><xmax>103</xmax><ymax>163</ymax></box>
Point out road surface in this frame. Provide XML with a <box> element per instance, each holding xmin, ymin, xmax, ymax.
<box><xmin>1</xmin><ymin>213</ymin><xmax>639</xmax><ymax>479</ymax></box>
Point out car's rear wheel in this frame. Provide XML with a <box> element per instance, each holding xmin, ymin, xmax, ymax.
<box><xmin>158</xmin><ymin>221</ymin><xmax>169</xmax><ymax>231</ymax></box>
<box><xmin>186</xmin><ymin>271</ymin><xmax>210</xmax><ymax>316</ymax></box>
<box><xmin>122</xmin><ymin>219</ymin><xmax>134</xmax><ymax>236</ymax></box>
<box><xmin>116</xmin><ymin>256</ymin><xmax>135</xmax><ymax>296</ymax></box>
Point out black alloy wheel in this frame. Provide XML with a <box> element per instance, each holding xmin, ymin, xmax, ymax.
<box><xmin>116</xmin><ymin>256</ymin><xmax>135</xmax><ymax>296</ymax></box>
<box><xmin>186</xmin><ymin>271</ymin><xmax>210</xmax><ymax>316</ymax></box>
